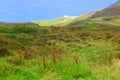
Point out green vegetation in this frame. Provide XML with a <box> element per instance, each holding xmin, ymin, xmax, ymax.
<box><xmin>32</xmin><ymin>16</ymin><xmax>78</xmax><ymax>27</ymax></box>
<box><xmin>0</xmin><ymin>15</ymin><xmax>120</xmax><ymax>80</ymax></box>
<box><xmin>1</xmin><ymin>1</ymin><xmax>120</xmax><ymax>79</ymax></box>
<box><xmin>71</xmin><ymin>10</ymin><xmax>99</xmax><ymax>22</ymax></box>
<box><xmin>68</xmin><ymin>15</ymin><xmax>120</xmax><ymax>30</ymax></box>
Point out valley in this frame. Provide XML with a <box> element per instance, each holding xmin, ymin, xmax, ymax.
<box><xmin>0</xmin><ymin>0</ymin><xmax>120</xmax><ymax>80</ymax></box>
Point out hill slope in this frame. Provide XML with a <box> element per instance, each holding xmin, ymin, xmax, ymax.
<box><xmin>67</xmin><ymin>15</ymin><xmax>120</xmax><ymax>30</ymax></box>
<box><xmin>91</xmin><ymin>0</ymin><xmax>120</xmax><ymax>18</ymax></box>
<box><xmin>66</xmin><ymin>0</ymin><xmax>120</xmax><ymax>29</ymax></box>
<box><xmin>67</xmin><ymin>10</ymin><xmax>102</xmax><ymax>27</ymax></box>
<box><xmin>32</xmin><ymin>16</ymin><xmax>78</xmax><ymax>27</ymax></box>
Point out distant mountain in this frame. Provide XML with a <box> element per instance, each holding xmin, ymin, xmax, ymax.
<box><xmin>91</xmin><ymin>0</ymin><xmax>120</xmax><ymax>18</ymax></box>
<box><xmin>32</xmin><ymin>16</ymin><xmax>78</xmax><ymax>27</ymax></box>
<box><xmin>32</xmin><ymin>0</ymin><xmax>120</xmax><ymax>29</ymax></box>
<box><xmin>66</xmin><ymin>0</ymin><xmax>120</xmax><ymax>30</ymax></box>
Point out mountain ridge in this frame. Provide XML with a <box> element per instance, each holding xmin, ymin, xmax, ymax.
<box><xmin>91</xmin><ymin>0</ymin><xmax>120</xmax><ymax>18</ymax></box>
<box><xmin>32</xmin><ymin>0</ymin><xmax>120</xmax><ymax>27</ymax></box>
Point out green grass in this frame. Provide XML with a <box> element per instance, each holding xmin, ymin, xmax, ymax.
<box><xmin>32</xmin><ymin>16</ymin><xmax>78</xmax><ymax>27</ymax></box>
<box><xmin>71</xmin><ymin>21</ymin><xmax>120</xmax><ymax>30</ymax></box>
<box><xmin>0</xmin><ymin>26</ymin><xmax>38</xmax><ymax>34</ymax></box>
<box><xmin>0</xmin><ymin>55</ymin><xmax>96</xmax><ymax>80</ymax></box>
<box><xmin>67</xmin><ymin>15</ymin><xmax>120</xmax><ymax>30</ymax></box>
<box><xmin>0</xmin><ymin>21</ymin><xmax>120</xmax><ymax>80</ymax></box>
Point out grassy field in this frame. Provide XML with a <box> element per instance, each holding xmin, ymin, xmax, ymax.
<box><xmin>32</xmin><ymin>16</ymin><xmax>78</xmax><ymax>27</ymax></box>
<box><xmin>0</xmin><ymin>21</ymin><xmax>120</xmax><ymax>80</ymax></box>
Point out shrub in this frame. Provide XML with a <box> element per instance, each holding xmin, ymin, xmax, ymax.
<box><xmin>12</xmin><ymin>26</ymin><xmax>38</xmax><ymax>34</ymax></box>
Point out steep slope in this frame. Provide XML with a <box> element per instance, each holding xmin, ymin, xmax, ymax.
<box><xmin>67</xmin><ymin>10</ymin><xmax>102</xmax><ymax>27</ymax></box>
<box><xmin>67</xmin><ymin>15</ymin><xmax>120</xmax><ymax>30</ymax></box>
<box><xmin>91</xmin><ymin>0</ymin><xmax>120</xmax><ymax>18</ymax></box>
<box><xmin>32</xmin><ymin>16</ymin><xmax>78</xmax><ymax>27</ymax></box>
<box><xmin>73</xmin><ymin>10</ymin><xmax>102</xmax><ymax>22</ymax></box>
<box><xmin>67</xmin><ymin>0</ymin><xmax>120</xmax><ymax>29</ymax></box>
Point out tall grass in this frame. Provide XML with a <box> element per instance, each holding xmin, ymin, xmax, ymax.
<box><xmin>0</xmin><ymin>25</ymin><xmax>120</xmax><ymax>80</ymax></box>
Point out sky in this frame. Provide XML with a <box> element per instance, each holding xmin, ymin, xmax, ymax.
<box><xmin>0</xmin><ymin>0</ymin><xmax>117</xmax><ymax>22</ymax></box>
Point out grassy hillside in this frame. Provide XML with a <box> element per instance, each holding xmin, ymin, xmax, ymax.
<box><xmin>0</xmin><ymin>21</ymin><xmax>120</xmax><ymax>80</ymax></box>
<box><xmin>32</xmin><ymin>10</ymin><xmax>101</xmax><ymax>27</ymax></box>
<box><xmin>67</xmin><ymin>15</ymin><xmax>120</xmax><ymax>30</ymax></box>
<box><xmin>72</xmin><ymin>10</ymin><xmax>102</xmax><ymax>22</ymax></box>
<box><xmin>32</xmin><ymin>16</ymin><xmax>78</xmax><ymax>27</ymax></box>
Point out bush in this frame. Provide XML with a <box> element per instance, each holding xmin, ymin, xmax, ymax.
<box><xmin>103</xmin><ymin>16</ymin><xmax>118</xmax><ymax>21</ymax></box>
<box><xmin>0</xmin><ymin>26</ymin><xmax>38</xmax><ymax>34</ymax></box>
<box><xmin>12</xmin><ymin>26</ymin><xmax>38</xmax><ymax>34</ymax></box>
